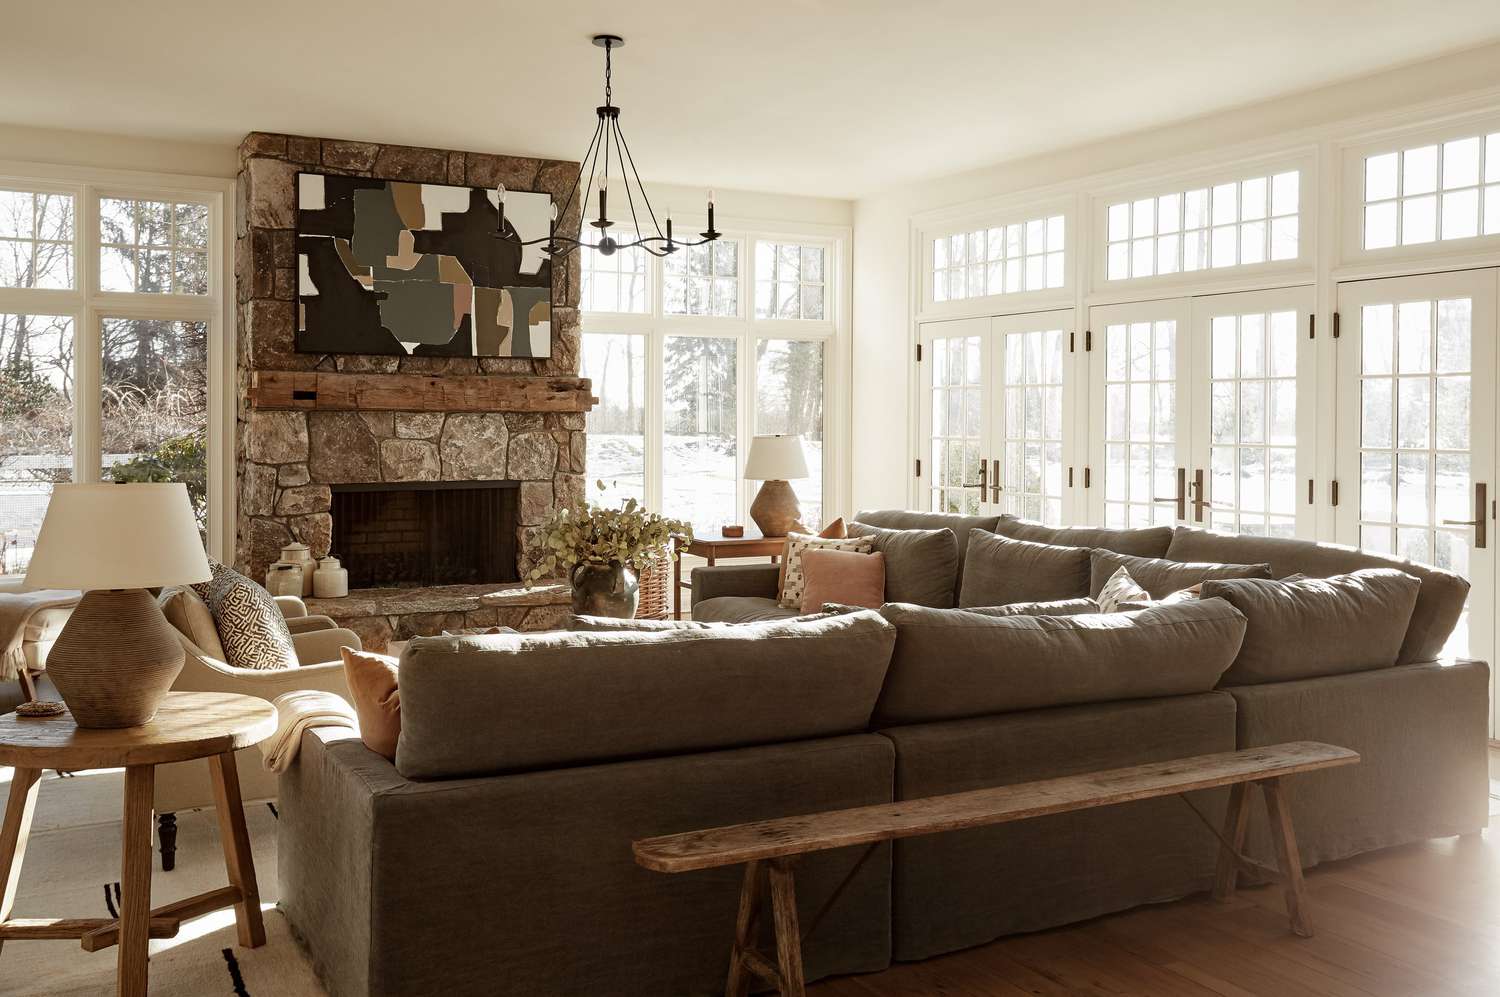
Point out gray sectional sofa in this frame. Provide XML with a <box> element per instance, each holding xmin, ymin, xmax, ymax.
<box><xmin>279</xmin><ymin>510</ymin><xmax>1490</xmax><ymax>996</ymax></box>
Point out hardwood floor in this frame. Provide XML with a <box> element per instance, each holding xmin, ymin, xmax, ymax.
<box><xmin>809</xmin><ymin>827</ymin><xmax>1500</xmax><ymax>996</ymax></box>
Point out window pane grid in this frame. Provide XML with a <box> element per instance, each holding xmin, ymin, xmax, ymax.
<box><xmin>99</xmin><ymin>197</ymin><xmax>210</xmax><ymax>295</ymax></box>
<box><xmin>1106</xmin><ymin>171</ymin><xmax>1300</xmax><ymax>280</ymax></box>
<box><xmin>1208</xmin><ymin>310</ymin><xmax>1297</xmax><ymax>538</ymax></box>
<box><xmin>1356</xmin><ymin>298</ymin><xmax>1472</xmax><ymax>573</ymax></box>
<box><xmin>580</xmin><ymin>332</ymin><xmax>647</xmax><ymax>509</ymax></box>
<box><xmin>755</xmin><ymin>339</ymin><xmax>824</xmax><ymax>527</ymax></box>
<box><xmin>663</xmin><ymin>335</ymin><xmax>737</xmax><ymax>528</ymax></box>
<box><xmin>927</xmin><ymin>335</ymin><xmax>982</xmax><ymax>515</ymax></box>
<box><xmin>0</xmin><ymin>189</ymin><xmax>75</xmax><ymax>290</ymax></box>
<box><xmin>579</xmin><ymin>244</ymin><xmax>648</xmax><ymax>314</ymax></box>
<box><xmin>0</xmin><ymin>312</ymin><xmax>75</xmax><ymax>574</ymax></box>
<box><xmin>663</xmin><ymin>242</ymin><xmax>740</xmax><ymax>317</ymax></box>
<box><xmin>932</xmin><ymin>214</ymin><xmax>1064</xmax><ymax>303</ymax></box>
<box><xmin>1103</xmin><ymin>320</ymin><xmax>1178</xmax><ymax>527</ymax></box>
<box><xmin>1362</xmin><ymin>132</ymin><xmax>1500</xmax><ymax>250</ymax></box>
<box><xmin>1000</xmin><ymin>329</ymin><xmax>1064</xmax><ymax>525</ymax></box>
<box><xmin>755</xmin><ymin>243</ymin><xmax>826</xmax><ymax>320</ymax></box>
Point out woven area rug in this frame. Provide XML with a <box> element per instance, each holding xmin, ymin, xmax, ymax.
<box><xmin>0</xmin><ymin>768</ymin><xmax>328</xmax><ymax>996</ymax></box>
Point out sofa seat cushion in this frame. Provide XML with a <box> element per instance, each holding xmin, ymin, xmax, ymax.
<box><xmin>993</xmin><ymin>517</ymin><xmax>1173</xmax><ymax>558</ymax></box>
<box><xmin>1166</xmin><ymin>526</ymin><xmax>1468</xmax><ymax>664</ymax></box>
<box><xmin>847</xmin><ymin>522</ymin><xmax>958</xmax><ymax>607</ymax></box>
<box><xmin>959</xmin><ymin>530</ymin><xmax>1090</xmax><ymax>607</ymax></box>
<box><xmin>691</xmin><ymin>596</ymin><xmax>804</xmax><ymax>624</ymax></box>
<box><xmin>1201</xmin><ymin>568</ymin><xmax>1420</xmax><ymax>685</ymax></box>
<box><xmin>395</xmin><ymin>610</ymin><xmax>898</xmax><ymax>779</ymax></box>
<box><xmin>873</xmin><ymin>599</ymin><xmax>1247</xmax><ymax>725</ymax></box>
<box><xmin>1088</xmin><ymin>549</ymin><xmax>1273</xmax><ymax>599</ymax></box>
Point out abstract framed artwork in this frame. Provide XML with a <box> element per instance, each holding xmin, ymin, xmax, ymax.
<box><xmin>295</xmin><ymin>172</ymin><xmax>553</xmax><ymax>357</ymax></box>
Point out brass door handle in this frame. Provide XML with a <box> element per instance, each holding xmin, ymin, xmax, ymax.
<box><xmin>962</xmin><ymin>459</ymin><xmax>987</xmax><ymax>492</ymax></box>
<box><xmin>1154</xmin><ymin>468</ymin><xmax>1187</xmax><ymax>520</ymax></box>
<box><xmin>1442</xmin><ymin>482</ymin><xmax>1487</xmax><ymax>549</ymax></box>
<box><xmin>1192</xmin><ymin>468</ymin><xmax>1214</xmax><ymax>522</ymax></box>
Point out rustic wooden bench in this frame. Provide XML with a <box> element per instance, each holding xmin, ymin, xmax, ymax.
<box><xmin>633</xmin><ymin>740</ymin><xmax>1359</xmax><ymax>997</ymax></box>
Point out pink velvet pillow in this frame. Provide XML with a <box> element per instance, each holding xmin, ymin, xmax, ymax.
<box><xmin>341</xmin><ymin>647</ymin><xmax>401</xmax><ymax>761</ymax></box>
<box><xmin>799</xmin><ymin>549</ymin><xmax>886</xmax><ymax>613</ymax></box>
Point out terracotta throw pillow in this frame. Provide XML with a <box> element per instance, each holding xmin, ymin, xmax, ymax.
<box><xmin>778</xmin><ymin>518</ymin><xmax>848</xmax><ymax>593</ymax></box>
<box><xmin>799</xmin><ymin>549</ymin><xmax>886</xmax><ymax>613</ymax></box>
<box><xmin>777</xmin><ymin>532</ymin><xmax>876</xmax><ymax>609</ymax></box>
<box><xmin>341</xmin><ymin>647</ymin><xmax>401</xmax><ymax>761</ymax></box>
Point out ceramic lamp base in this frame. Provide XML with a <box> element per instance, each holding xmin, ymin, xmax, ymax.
<box><xmin>45</xmin><ymin>588</ymin><xmax>185</xmax><ymax>728</ymax></box>
<box><xmin>750</xmin><ymin>479</ymin><xmax>804</xmax><ymax>538</ymax></box>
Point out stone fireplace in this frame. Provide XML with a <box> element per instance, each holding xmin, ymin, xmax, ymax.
<box><xmin>233</xmin><ymin>132</ymin><xmax>591</xmax><ymax>647</ymax></box>
<box><xmin>331</xmin><ymin>481</ymin><xmax>518</xmax><ymax>589</ymax></box>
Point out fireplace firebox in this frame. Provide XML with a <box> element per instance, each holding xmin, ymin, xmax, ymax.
<box><xmin>330</xmin><ymin>481</ymin><xmax>518</xmax><ymax>589</ymax></box>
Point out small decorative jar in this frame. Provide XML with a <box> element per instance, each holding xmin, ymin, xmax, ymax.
<box><xmin>279</xmin><ymin>541</ymin><xmax>317</xmax><ymax>597</ymax></box>
<box><xmin>312</xmin><ymin>555</ymin><xmax>349</xmax><ymax>599</ymax></box>
<box><xmin>265</xmin><ymin>561</ymin><xmax>305</xmax><ymax>598</ymax></box>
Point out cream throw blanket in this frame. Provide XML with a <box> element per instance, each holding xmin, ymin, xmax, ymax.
<box><xmin>260</xmin><ymin>690</ymin><xmax>357</xmax><ymax>773</ymax></box>
<box><xmin>0</xmin><ymin>589</ymin><xmax>81</xmax><ymax>681</ymax></box>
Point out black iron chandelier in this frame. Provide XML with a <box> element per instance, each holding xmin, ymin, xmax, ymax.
<box><xmin>494</xmin><ymin>34</ymin><xmax>719</xmax><ymax>260</ymax></box>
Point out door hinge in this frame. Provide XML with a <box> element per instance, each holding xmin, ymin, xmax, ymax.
<box><xmin>914</xmin><ymin>458</ymin><xmax>921</xmax><ymax>478</ymax></box>
<box><xmin>1307</xmin><ymin>478</ymin><xmax>1314</xmax><ymax>505</ymax></box>
<box><xmin>916</xmin><ymin>343</ymin><xmax>922</xmax><ymax>362</ymax></box>
<box><xmin>1069</xmin><ymin>332</ymin><xmax>1075</xmax><ymax>353</ymax></box>
<box><xmin>1330</xmin><ymin>479</ymin><xmax>1340</xmax><ymax>506</ymax></box>
<box><xmin>1084</xmin><ymin>466</ymin><xmax>1092</xmax><ymax>488</ymax></box>
<box><xmin>1085</xmin><ymin>329</ymin><xmax>1093</xmax><ymax>352</ymax></box>
<box><xmin>1068</xmin><ymin>466</ymin><xmax>1074</xmax><ymax>487</ymax></box>
<box><xmin>1309</xmin><ymin>314</ymin><xmax>1316</xmax><ymax>340</ymax></box>
<box><xmin>1332</xmin><ymin>311</ymin><xmax>1341</xmax><ymax>339</ymax></box>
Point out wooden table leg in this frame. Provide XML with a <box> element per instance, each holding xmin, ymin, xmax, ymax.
<box><xmin>118</xmin><ymin>765</ymin><xmax>155</xmax><ymax>997</ymax></box>
<box><xmin>1259</xmin><ymin>777</ymin><xmax>1312</xmax><ymax>937</ymax></box>
<box><xmin>1212</xmin><ymin>782</ymin><xmax>1251</xmax><ymax>902</ymax></box>
<box><xmin>0</xmin><ymin>767</ymin><xmax>42</xmax><ymax>958</ymax></box>
<box><xmin>725</xmin><ymin>859</ymin><xmax>764</xmax><ymax>997</ymax></box>
<box><xmin>768</xmin><ymin>857</ymin><xmax>806</xmax><ymax>997</ymax></box>
<box><xmin>209</xmin><ymin>750</ymin><xmax>265</xmax><ymax>947</ymax></box>
<box><xmin>673</xmin><ymin>542</ymin><xmax>684</xmax><ymax>620</ymax></box>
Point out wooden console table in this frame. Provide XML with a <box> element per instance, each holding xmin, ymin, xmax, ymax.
<box><xmin>673</xmin><ymin>534</ymin><xmax>786</xmax><ymax>620</ymax></box>
<box><xmin>0</xmin><ymin>692</ymin><xmax>278</xmax><ymax>997</ymax></box>
<box><xmin>635</xmin><ymin>741</ymin><xmax>1359</xmax><ymax>997</ymax></box>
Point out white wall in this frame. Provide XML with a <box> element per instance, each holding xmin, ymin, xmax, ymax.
<box><xmin>850</xmin><ymin>39</ymin><xmax>1500</xmax><ymax>513</ymax></box>
<box><xmin>0</xmin><ymin>123</ymin><xmax>237</xmax><ymax>178</ymax></box>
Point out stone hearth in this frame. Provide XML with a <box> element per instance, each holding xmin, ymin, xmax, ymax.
<box><xmin>233</xmin><ymin>131</ymin><xmax>589</xmax><ymax>604</ymax></box>
<box><xmin>304</xmin><ymin>583</ymin><xmax>571</xmax><ymax>653</ymax></box>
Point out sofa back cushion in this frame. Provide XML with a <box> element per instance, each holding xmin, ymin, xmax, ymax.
<box><xmin>993</xmin><ymin>518</ymin><xmax>1173</xmax><ymax>558</ymax></box>
<box><xmin>395</xmin><ymin>610</ymin><xmax>898</xmax><ymax>779</ymax></box>
<box><xmin>847</xmin><ymin>522</ymin><xmax>958</xmax><ymax>607</ymax></box>
<box><xmin>854</xmin><ymin>510</ymin><xmax>1000</xmax><ymax>583</ymax></box>
<box><xmin>960</xmin><ymin>598</ymin><xmax>1099</xmax><ymax>617</ymax></box>
<box><xmin>1088</xmin><ymin>549</ymin><xmax>1273</xmax><ymax>599</ymax></box>
<box><xmin>959</xmin><ymin>530</ymin><xmax>1090</xmax><ymax>607</ymax></box>
<box><xmin>1167</xmin><ymin>526</ymin><xmax>1467</xmax><ymax>663</ymax></box>
<box><xmin>1200</xmin><ymin>568</ymin><xmax>1421</xmax><ymax>686</ymax></box>
<box><xmin>873</xmin><ymin>599</ymin><xmax>1246</xmax><ymax>725</ymax></box>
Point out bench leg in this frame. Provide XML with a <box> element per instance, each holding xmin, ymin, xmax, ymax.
<box><xmin>1259</xmin><ymin>777</ymin><xmax>1312</xmax><ymax>937</ymax></box>
<box><xmin>768</xmin><ymin>857</ymin><xmax>806</xmax><ymax>997</ymax></box>
<box><xmin>725</xmin><ymin>860</ymin><xmax>764</xmax><ymax>997</ymax></box>
<box><xmin>1212</xmin><ymin>782</ymin><xmax>1251</xmax><ymax>902</ymax></box>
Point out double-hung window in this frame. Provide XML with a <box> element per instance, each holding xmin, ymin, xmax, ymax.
<box><xmin>0</xmin><ymin>168</ymin><xmax>230</xmax><ymax>576</ymax></box>
<box><xmin>579</xmin><ymin>225</ymin><xmax>841</xmax><ymax>533</ymax></box>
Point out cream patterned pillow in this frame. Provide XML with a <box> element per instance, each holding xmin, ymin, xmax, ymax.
<box><xmin>1096</xmin><ymin>566</ymin><xmax>1150</xmax><ymax>613</ymax></box>
<box><xmin>778</xmin><ymin>533</ymin><xmax>875</xmax><ymax>609</ymax></box>
<box><xmin>197</xmin><ymin>560</ymin><xmax>300</xmax><ymax>671</ymax></box>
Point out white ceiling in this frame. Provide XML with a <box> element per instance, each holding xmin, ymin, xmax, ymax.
<box><xmin>4</xmin><ymin>1</ymin><xmax>1500</xmax><ymax>198</ymax></box>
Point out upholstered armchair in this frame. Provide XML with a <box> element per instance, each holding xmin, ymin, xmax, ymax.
<box><xmin>155</xmin><ymin>589</ymin><xmax>360</xmax><ymax>870</ymax></box>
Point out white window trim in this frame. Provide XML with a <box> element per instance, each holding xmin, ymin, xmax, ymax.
<box><xmin>916</xmin><ymin>195</ymin><xmax>1077</xmax><ymax>321</ymax></box>
<box><xmin>1088</xmin><ymin>150</ymin><xmax>1318</xmax><ymax>295</ymax></box>
<box><xmin>0</xmin><ymin>160</ymin><xmax>235</xmax><ymax>572</ymax></box>
<box><xmin>581</xmin><ymin>215</ymin><xmax>850</xmax><ymax>529</ymax></box>
<box><xmin>1338</xmin><ymin>111</ymin><xmax>1500</xmax><ymax>269</ymax></box>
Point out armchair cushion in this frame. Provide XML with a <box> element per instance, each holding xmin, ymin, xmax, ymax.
<box><xmin>158</xmin><ymin>587</ymin><xmax>227</xmax><ymax>662</ymax></box>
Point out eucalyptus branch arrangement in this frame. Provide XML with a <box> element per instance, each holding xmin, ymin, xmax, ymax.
<box><xmin>524</xmin><ymin>481</ymin><xmax>692</xmax><ymax>587</ymax></box>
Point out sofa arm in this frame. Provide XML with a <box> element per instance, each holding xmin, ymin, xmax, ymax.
<box><xmin>275</xmin><ymin>595</ymin><xmax>309</xmax><ymax>619</ymax></box>
<box><xmin>286</xmin><ymin>614</ymin><xmax>340</xmax><ymax>635</ymax></box>
<box><xmin>292</xmin><ymin>627</ymin><xmax>363</xmax><ymax>665</ymax></box>
<box><xmin>691</xmin><ymin>563</ymin><xmax>781</xmax><ymax>607</ymax></box>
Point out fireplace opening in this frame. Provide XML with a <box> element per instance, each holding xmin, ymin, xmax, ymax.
<box><xmin>330</xmin><ymin>481</ymin><xmax>519</xmax><ymax>589</ymax></box>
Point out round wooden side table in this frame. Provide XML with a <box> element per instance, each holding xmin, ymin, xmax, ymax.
<box><xmin>0</xmin><ymin>692</ymin><xmax>278</xmax><ymax>997</ymax></box>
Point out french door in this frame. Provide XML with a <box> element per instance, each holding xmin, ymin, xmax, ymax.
<box><xmin>917</xmin><ymin>311</ymin><xmax>1076</xmax><ymax>522</ymax></box>
<box><xmin>1089</xmin><ymin>288</ymin><xmax>1317</xmax><ymax>533</ymax></box>
<box><xmin>1335</xmin><ymin>270</ymin><xmax>1498</xmax><ymax>679</ymax></box>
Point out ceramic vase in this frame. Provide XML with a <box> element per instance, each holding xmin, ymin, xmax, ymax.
<box><xmin>571</xmin><ymin>562</ymin><xmax>640</xmax><ymax>619</ymax></box>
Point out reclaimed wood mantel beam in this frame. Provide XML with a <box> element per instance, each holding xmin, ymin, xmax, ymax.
<box><xmin>248</xmin><ymin>370</ymin><xmax>597</xmax><ymax>413</ymax></box>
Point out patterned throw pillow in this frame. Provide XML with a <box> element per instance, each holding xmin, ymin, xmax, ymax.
<box><xmin>197</xmin><ymin>559</ymin><xmax>299</xmax><ymax>671</ymax></box>
<box><xmin>777</xmin><ymin>533</ymin><xmax>876</xmax><ymax>609</ymax></box>
<box><xmin>1096</xmin><ymin>566</ymin><xmax>1150</xmax><ymax>613</ymax></box>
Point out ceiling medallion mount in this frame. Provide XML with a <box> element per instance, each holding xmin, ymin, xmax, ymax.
<box><xmin>493</xmin><ymin>33</ymin><xmax>717</xmax><ymax>260</ymax></box>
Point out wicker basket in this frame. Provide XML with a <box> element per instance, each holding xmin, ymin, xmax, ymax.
<box><xmin>635</xmin><ymin>551</ymin><xmax>673</xmax><ymax>620</ymax></box>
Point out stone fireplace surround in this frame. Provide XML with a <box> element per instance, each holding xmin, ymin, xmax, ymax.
<box><xmin>234</xmin><ymin>131</ymin><xmax>587</xmax><ymax>648</ymax></box>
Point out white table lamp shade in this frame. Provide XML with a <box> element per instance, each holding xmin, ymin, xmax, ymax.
<box><xmin>744</xmin><ymin>435</ymin><xmax>809</xmax><ymax>481</ymax></box>
<box><xmin>24</xmin><ymin>482</ymin><xmax>212</xmax><ymax>591</ymax></box>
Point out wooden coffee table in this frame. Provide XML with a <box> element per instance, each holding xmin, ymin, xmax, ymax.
<box><xmin>0</xmin><ymin>692</ymin><xmax>279</xmax><ymax>997</ymax></box>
